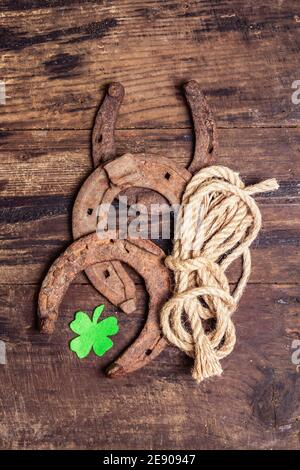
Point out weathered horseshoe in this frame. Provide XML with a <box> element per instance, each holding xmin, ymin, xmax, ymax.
<box><xmin>72</xmin><ymin>80</ymin><xmax>216</xmax><ymax>314</ymax></box>
<box><xmin>38</xmin><ymin>234</ymin><xmax>171</xmax><ymax>377</ymax></box>
<box><xmin>72</xmin><ymin>153</ymin><xmax>191</xmax><ymax>310</ymax></box>
<box><xmin>92</xmin><ymin>82</ymin><xmax>125</xmax><ymax>168</ymax></box>
<box><xmin>67</xmin><ymin>80</ymin><xmax>217</xmax><ymax>376</ymax></box>
<box><xmin>184</xmin><ymin>80</ymin><xmax>217</xmax><ymax>173</ymax></box>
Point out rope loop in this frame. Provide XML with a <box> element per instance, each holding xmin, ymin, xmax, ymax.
<box><xmin>160</xmin><ymin>165</ymin><xmax>279</xmax><ymax>382</ymax></box>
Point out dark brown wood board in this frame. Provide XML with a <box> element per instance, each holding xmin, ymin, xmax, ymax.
<box><xmin>0</xmin><ymin>0</ymin><xmax>299</xmax><ymax>450</ymax></box>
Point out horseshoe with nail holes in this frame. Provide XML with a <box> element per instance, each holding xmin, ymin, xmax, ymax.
<box><xmin>72</xmin><ymin>153</ymin><xmax>191</xmax><ymax>310</ymax></box>
<box><xmin>72</xmin><ymin>80</ymin><xmax>217</xmax><ymax>315</ymax></box>
<box><xmin>39</xmin><ymin>81</ymin><xmax>217</xmax><ymax>378</ymax></box>
<box><xmin>38</xmin><ymin>234</ymin><xmax>171</xmax><ymax>378</ymax></box>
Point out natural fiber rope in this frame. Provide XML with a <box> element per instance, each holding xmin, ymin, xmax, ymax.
<box><xmin>160</xmin><ymin>165</ymin><xmax>279</xmax><ymax>383</ymax></box>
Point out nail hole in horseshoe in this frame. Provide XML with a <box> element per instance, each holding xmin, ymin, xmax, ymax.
<box><xmin>98</xmin><ymin>134</ymin><xmax>103</xmax><ymax>143</ymax></box>
<box><xmin>164</xmin><ymin>172</ymin><xmax>171</xmax><ymax>180</ymax></box>
<box><xmin>87</xmin><ymin>208</ymin><xmax>93</xmax><ymax>215</ymax></box>
<box><xmin>145</xmin><ymin>349</ymin><xmax>152</xmax><ymax>356</ymax></box>
<box><xmin>104</xmin><ymin>269</ymin><xmax>110</xmax><ymax>279</ymax></box>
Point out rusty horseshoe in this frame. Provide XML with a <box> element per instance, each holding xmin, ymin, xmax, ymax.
<box><xmin>72</xmin><ymin>80</ymin><xmax>217</xmax><ymax>314</ymax></box>
<box><xmin>38</xmin><ymin>234</ymin><xmax>171</xmax><ymax>377</ymax></box>
<box><xmin>70</xmin><ymin>80</ymin><xmax>217</xmax><ymax>377</ymax></box>
<box><xmin>39</xmin><ymin>80</ymin><xmax>217</xmax><ymax>378</ymax></box>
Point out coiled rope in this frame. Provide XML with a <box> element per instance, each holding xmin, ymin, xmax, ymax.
<box><xmin>160</xmin><ymin>165</ymin><xmax>279</xmax><ymax>383</ymax></box>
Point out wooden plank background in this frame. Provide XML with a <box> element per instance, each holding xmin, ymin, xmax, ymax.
<box><xmin>0</xmin><ymin>0</ymin><xmax>299</xmax><ymax>450</ymax></box>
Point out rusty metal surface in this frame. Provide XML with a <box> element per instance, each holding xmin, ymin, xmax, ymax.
<box><xmin>92</xmin><ymin>80</ymin><xmax>216</xmax><ymax>173</ymax></box>
<box><xmin>71</xmin><ymin>79</ymin><xmax>216</xmax><ymax>333</ymax></box>
<box><xmin>72</xmin><ymin>153</ymin><xmax>190</xmax><ymax>310</ymax></box>
<box><xmin>92</xmin><ymin>82</ymin><xmax>124</xmax><ymax>167</ymax></box>
<box><xmin>184</xmin><ymin>80</ymin><xmax>217</xmax><ymax>173</ymax></box>
<box><xmin>38</xmin><ymin>234</ymin><xmax>171</xmax><ymax>377</ymax></box>
<box><xmin>72</xmin><ymin>81</ymin><xmax>217</xmax><ymax>313</ymax></box>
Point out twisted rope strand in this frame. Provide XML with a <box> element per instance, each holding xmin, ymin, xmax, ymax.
<box><xmin>160</xmin><ymin>165</ymin><xmax>279</xmax><ymax>383</ymax></box>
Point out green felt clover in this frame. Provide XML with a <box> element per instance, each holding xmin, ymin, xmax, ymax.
<box><xmin>69</xmin><ymin>304</ymin><xmax>119</xmax><ymax>359</ymax></box>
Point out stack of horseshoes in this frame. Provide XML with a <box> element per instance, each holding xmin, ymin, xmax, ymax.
<box><xmin>38</xmin><ymin>80</ymin><xmax>217</xmax><ymax>378</ymax></box>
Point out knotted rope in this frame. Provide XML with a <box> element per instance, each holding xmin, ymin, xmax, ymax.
<box><xmin>161</xmin><ymin>165</ymin><xmax>279</xmax><ymax>383</ymax></box>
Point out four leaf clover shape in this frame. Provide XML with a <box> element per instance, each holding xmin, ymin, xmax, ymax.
<box><xmin>69</xmin><ymin>304</ymin><xmax>119</xmax><ymax>359</ymax></box>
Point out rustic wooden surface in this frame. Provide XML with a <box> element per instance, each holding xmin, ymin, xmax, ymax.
<box><xmin>0</xmin><ymin>0</ymin><xmax>299</xmax><ymax>450</ymax></box>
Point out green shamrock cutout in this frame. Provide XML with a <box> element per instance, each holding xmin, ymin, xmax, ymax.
<box><xmin>69</xmin><ymin>304</ymin><xmax>119</xmax><ymax>359</ymax></box>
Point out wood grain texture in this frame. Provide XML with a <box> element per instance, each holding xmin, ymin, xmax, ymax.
<box><xmin>0</xmin><ymin>0</ymin><xmax>299</xmax><ymax>450</ymax></box>
<box><xmin>1</xmin><ymin>0</ymin><xmax>300</xmax><ymax>129</ymax></box>
<box><xmin>0</xmin><ymin>283</ymin><xmax>299</xmax><ymax>449</ymax></box>
<box><xmin>0</xmin><ymin>129</ymin><xmax>298</xmax><ymax>285</ymax></box>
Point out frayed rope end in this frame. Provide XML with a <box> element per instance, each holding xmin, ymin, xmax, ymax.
<box><xmin>192</xmin><ymin>343</ymin><xmax>223</xmax><ymax>383</ymax></box>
